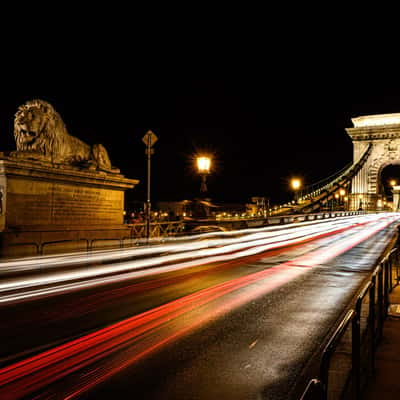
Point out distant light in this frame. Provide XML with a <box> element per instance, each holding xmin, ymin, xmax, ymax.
<box><xmin>352</xmin><ymin>113</ymin><xmax>400</xmax><ymax>128</ymax></box>
<box><xmin>390</xmin><ymin>180</ymin><xmax>397</xmax><ymax>187</ymax></box>
<box><xmin>339</xmin><ymin>189</ymin><xmax>346</xmax><ymax>196</ymax></box>
<box><xmin>291</xmin><ymin>178</ymin><xmax>301</xmax><ymax>190</ymax></box>
<box><xmin>196</xmin><ymin>156</ymin><xmax>211</xmax><ymax>173</ymax></box>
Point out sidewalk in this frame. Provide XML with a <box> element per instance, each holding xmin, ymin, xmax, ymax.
<box><xmin>363</xmin><ymin>284</ymin><xmax>400</xmax><ymax>399</ymax></box>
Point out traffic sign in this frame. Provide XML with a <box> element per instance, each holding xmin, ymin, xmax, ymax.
<box><xmin>142</xmin><ymin>130</ymin><xmax>158</xmax><ymax>147</ymax></box>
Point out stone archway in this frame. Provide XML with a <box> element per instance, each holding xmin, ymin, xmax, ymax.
<box><xmin>346</xmin><ymin>114</ymin><xmax>400</xmax><ymax>211</ymax></box>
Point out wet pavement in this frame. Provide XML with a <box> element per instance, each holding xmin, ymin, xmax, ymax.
<box><xmin>1</xmin><ymin>215</ymin><xmax>399</xmax><ymax>400</ymax></box>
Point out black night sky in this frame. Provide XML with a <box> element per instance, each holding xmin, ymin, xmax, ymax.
<box><xmin>2</xmin><ymin>10</ymin><xmax>400</xmax><ymax>208</ymax></box>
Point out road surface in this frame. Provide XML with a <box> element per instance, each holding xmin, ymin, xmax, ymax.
<box><xmin>0</xmin><ymin>213</ymin><xmax>399</xmax><ymax>399</ymax></box>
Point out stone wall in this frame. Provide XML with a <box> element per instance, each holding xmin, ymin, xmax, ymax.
<box><xmin>7</xmin><ymin>179</ymin><xmax>124</xmax><ymax>226</ymax></box>
<box><xmin>0</xmin><ymin>155</ymin><xmax>139</xmax><ymax>257</ymax></box>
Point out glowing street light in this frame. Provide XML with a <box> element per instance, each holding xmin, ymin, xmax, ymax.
<box><xmin>291</xmin><ymin>178</ymin><xmax>301</xmax><ymax>191</ymax></box>
<box><xmin>197</xmin><ymin>156</ymin><xmax>211</xmax><ymax>174</ymax></box>
<box><xmin>331</xmin><ymin>193</ymin><xmax>340</xmax><ymax>211</ymax></box>
<box><xmin>290</xmin><ymin>178</ymin><xmax>301</xmax><ymax>204</ymax></box>
<box><xmin>337</xmin><ymin>189</ymin><xmax>346</xmax><ymax>210</ymax></box>
<box><xmin>390</xmin><ymin>179</ymin><xmax>397</xmax><ymax>187</ymax></box>
<box><xmin>196</xmin><ymin>156</ymin><xmax>211</xmax><ymax>193</ymax></box>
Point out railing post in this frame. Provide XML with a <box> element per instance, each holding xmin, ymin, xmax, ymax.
<box><xmin>377</xmin><ymin>265</ymin><xmax>384</xmax><ymax>341</ymax></box>
<box><xmin>352</xmin><ymin>299</ymin><xmax>361</xmax><ymax>400</ymax></box>
<box><xmin>370</xmin><ymin>275</ymin><xmax>376</xmax><ymax>372</ymax></box>
<box><xmin>397</xmin><ymin>248</ymin><xmax>400</xmax><ymax>286</ymax></box>
<box><xmin>384</xmin><ymin>260</ymin><xmax>389</xmax><ymax>319</ymax></box>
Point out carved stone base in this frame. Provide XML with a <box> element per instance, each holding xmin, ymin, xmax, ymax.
<box><xmin>0</xmin><ymin>155</ymin><xmax>139</xmax><ymax>257</ymax></box>
<box><xmin>348</xmin><ymin>193</ymin><xmax>380</xmax><ymax>211</ymax></box>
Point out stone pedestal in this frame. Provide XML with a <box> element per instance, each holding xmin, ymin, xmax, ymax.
<box><xmin>348</xmin><ymin>193</ymin><xmax>379</xmax><ymax>211</ymax></box>
<box><xmin>0</xmin><ymin>155</ymin><xmax>139</xmax><ymax>257</ymax></box>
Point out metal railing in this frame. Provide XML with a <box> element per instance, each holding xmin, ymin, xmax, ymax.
<box><xmin>300</xmin><ymin>161</ymin><xmax>353</xmax><ymax>200</ymax></box>
<box><xmin>299</xmin><ymin>144</ymin><xmax>372</xmax><ymax>203</ymax></box>
<box><xmin>128</xmin><ymin>220</ymin><xmax>185</xmax><ymax>238</ymax></box>
<box><xmin>300</xmin><ymin>244</ymin><xmax>400</xmax><ymax>400</ymax></box>
<box><xmin>289</xmin><ymin>144</ymin><xmax>373</xmax><ymax>214</ymax></box>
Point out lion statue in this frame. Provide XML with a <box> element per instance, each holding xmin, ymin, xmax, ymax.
<box><xmin>13</xmin><ymin>99</ymin><xmax>120</xmax><ymax>173</ymax></box>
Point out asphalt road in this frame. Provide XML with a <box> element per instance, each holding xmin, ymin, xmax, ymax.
<box><xmin>0</xmin><ymin>214</ymin><xmax>399</xmax><ymax>400</ymax></box>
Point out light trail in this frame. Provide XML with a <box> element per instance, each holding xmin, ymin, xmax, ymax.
<box><xmin>0</xmin><ymin>215</ymin><xmax>377</xmax><ymax>275</ymax></box>
<box><xmin>0</xmin><ymin>213</ymin><xmax>398</xmax><ymax>399</ymax></box>
<box><xmin>0</xmin><ymin>215</ymin><xmax>385</xmax><ymax>305</ymax></box>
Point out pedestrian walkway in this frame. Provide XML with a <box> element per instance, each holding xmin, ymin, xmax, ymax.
<box><xmin>363</xmin><ymin>284</ymin><xmax>400</xmax><ymax>399</ymax></box>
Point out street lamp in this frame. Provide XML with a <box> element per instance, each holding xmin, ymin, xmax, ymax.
<box><xmin>290</xmin><ymin>178</ymin><xmax>301</xmax><ymax>204</ymax></box>
<box><xmin>339</xmin><ymin>189</ymin><xmax>346</xmax><ymax>209</ymax></box>
<box><xmin>196</xmin><ymin>156</ymin><xmax>211</xmax><ymax>194</ymax></box>
<box><xmin>334</xmin><ymin>193</ymin><xmax>340</xmax><ymax>211</ymax></box>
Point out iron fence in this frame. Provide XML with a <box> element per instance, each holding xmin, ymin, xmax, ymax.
<box><xmin>300</xmin><ymin>245</ymin><xmax>400</xmax><ymax>400</ymax></box>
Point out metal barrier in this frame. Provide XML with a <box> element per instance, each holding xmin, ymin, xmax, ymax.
<box><xmin>297</xmin><ymin>144</ymin><xmax>372</xmax><ymax>212</ymax></box>
<box><xmin>300</xmin><ymin>246</ymin><xmax>399</xmax><ymax>400</ymax></box>
<box><xmin>129</xmin><ymin>220</ymin><xmax>185</xmax><ymax>238</ymax></box>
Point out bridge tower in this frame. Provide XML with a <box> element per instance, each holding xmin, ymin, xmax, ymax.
<box><xmin>346</xmin><ymin>114</ymin><xmax>400</xmax><ymax>211</ymax></box>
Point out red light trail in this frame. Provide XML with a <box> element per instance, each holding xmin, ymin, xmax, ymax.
<box><xmin>0</xmin><ymin>214</ymin><xmax>397</xmax><ymax>399</ymax></box>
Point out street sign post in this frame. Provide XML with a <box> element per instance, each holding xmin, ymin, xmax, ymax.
<box><xmin>142</xmin><ymin>130</ymin><xmax>158</xmax><ymax>241</ymax></box>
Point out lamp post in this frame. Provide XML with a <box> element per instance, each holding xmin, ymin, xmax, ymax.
<box><xmin>334</xmin><ymin>193</ymin><xmax>340</xmax><ymax>211</ymax></box>
<box><xmin>291</xmin><ymin>178</ymin><xmax>301</xmax><ymax>205</ymax></box>
<box><xmin>339</xmin><ymin>189</ymin><xmax>346</xmax><ymax>209</ymax></box>
<box><xmin>388</xmin><ymin>180</ymin><xmax>397</xmax><ymax>211</ymax></box>
<box><xmin>196</xmin><ymin>156</ymin><xmax>211</xmax><ymax>194</ymax></box>
<box><xmin>142</xmin><ymin>130</ymin><xmax>158</xmax><ymax>241</ymax></box>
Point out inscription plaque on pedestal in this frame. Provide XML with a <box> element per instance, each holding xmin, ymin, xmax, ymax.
<box><xmin>7</xmin><ymin>180</ymin><xmax>125</xmax><ymax>226</ymax></box>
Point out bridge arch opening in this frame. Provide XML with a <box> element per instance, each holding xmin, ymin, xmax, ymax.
<box><xmin>346</xmin><ymin>113</ymin><xmax>400</xmax><ymax>211</ymax></box>
<box><xmin>379</xmin><ymin>164</ymin><xmax>400</xmax><ymax>205</ymax></box>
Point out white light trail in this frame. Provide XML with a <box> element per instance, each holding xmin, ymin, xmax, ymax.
<box><xmin>0</xmin><ymin>214</ymin><xmax>398</xmax><ymax>305</ymax></box>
